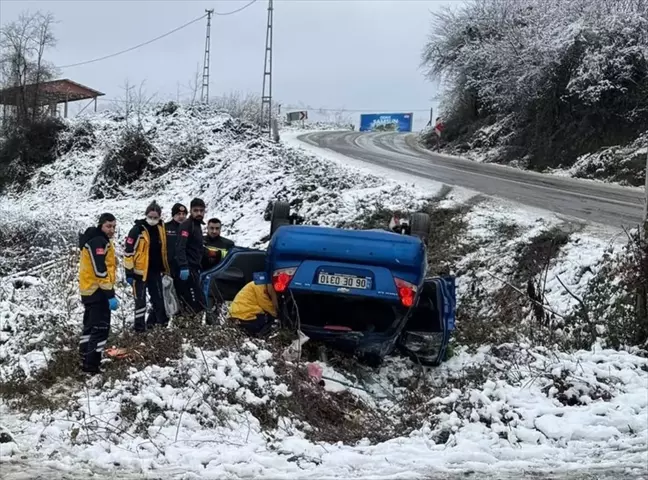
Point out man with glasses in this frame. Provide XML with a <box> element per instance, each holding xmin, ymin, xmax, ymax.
<box><xmin>124</xmin><ymin>201</ymin><xmax>171</xmax><ymax>332</ymax></box>
<box><xmin>175</xmin><ymin>197</ymin><xmax>207</xmax><ymax>315</ymax></box>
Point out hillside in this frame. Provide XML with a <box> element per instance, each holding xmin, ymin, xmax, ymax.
<box><xmin>0</xmin><ymin>105</ymin><xmax>646</xmax><ymax>478</ymax></box>
<box><xmin>421</xmin><ymin>0</ymin><xmax>648</xmax><ymax>186</ymax></box>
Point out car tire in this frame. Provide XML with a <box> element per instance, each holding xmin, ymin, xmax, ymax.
<box><xmin>409</xmin><ymin>212</ymin><xmax>430</xmax><ymax>242</ymax></box>
<box><xmin>270</xmin><ymin>200</ymin><xmax>291</xmax><ymax>236</ymax></box>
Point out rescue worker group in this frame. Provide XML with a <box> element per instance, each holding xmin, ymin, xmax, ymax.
<box><xmin>78</xmin><ymin>198</ymin><xmax>278</xmax><ymax>374</ymax></box>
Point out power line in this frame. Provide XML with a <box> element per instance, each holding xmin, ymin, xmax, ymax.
<box><xmin>56</xmin><ymin>1</ymin><xmax>259</xmax><ymax>69</ymax></box>
<box><xmin>56</xmin><ymin>14</ymin><xmax>208</xmax><ymax>69</ymax></box>
<box><xmin>214</xmin><ymin>0</ymin><xmax>258</xmax><ymax>16</ymax></box>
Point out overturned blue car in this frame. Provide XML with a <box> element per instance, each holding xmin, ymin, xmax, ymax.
<box><xmin>201</xmin><ymin>203</ymin><xmax>456</xmax><ymax>366</ymax></box>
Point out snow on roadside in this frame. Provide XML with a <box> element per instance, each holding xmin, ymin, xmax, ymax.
<box><xmin>0</xmin><ymin>112</ymin><xmax>646</xmax><ymax>478</ymax></box>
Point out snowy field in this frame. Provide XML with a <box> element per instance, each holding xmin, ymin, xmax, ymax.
<box><xmin>0</xmin><ymin>106</ymin><xmax>646</xmax><ymax>479</ymax></box>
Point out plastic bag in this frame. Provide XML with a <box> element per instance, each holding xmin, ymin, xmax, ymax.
<box><xmin>162</xmin><ymin>275</ymin><xmax>180</xmax><ymax>317</ymax></box>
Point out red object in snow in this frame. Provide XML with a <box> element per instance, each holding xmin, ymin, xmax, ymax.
<box><xmin>307</xmin><ymin>363</ymin><xmax>323</xmax><ymax>382</ymax></box>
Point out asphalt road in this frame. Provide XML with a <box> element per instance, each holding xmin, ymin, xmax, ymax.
<box><xmin>297</xmin><ymin>131</ymin><xmax>646</xmax><ymax>229</ymax></box>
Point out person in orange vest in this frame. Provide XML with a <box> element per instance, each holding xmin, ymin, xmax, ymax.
<box><xmin>124</xmin><ymin>201</ymin><xmax>171</xmax><ymax>332</ymax></box>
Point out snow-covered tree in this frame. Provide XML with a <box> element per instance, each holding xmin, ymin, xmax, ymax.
<box><xmin>422</xmin><ymin>0</ymin><xmax>648</xmax><ymax>169</ymax></box>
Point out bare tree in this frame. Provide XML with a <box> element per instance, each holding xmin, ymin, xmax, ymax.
<box><xmin>0</xmin><ymin>11</ymin><xmax>57</xmax><ymax>125</ymax></box>
<box><xmin>185</xmin><ymin>63</ymin><xmax>201</xmax><ymax>106</ymax></box>
<box><xmin>116</xmin><ymin>79</ymin><xmax>156</xmax><ymax>129</ymax></box>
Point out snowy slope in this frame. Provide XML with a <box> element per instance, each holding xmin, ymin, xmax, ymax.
<box><xmin>0</xmin><ymin>106</ymin><xmax>646</xmax><ymax>479</ymax></box>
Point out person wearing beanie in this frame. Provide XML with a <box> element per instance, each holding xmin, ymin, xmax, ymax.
<box><xmin>175</xmin><ymin>197</ymin><xmax>207</xmax><ymax>315</ymax></box>
<box><xmin>124</xmin><ymin>201</ymin><xmax>171</xmax><ymax>332</ymax></box>
<box><xmin>78</xmin><ymin>212</ymin><xmax>118</xmax><ymax>374</ymax></box>
<box><xmin>165</xmin><ymin>202</ymin><xmax>187</xmax><ymax>279</ymax></box>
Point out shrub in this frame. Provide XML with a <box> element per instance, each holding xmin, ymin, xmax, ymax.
<box><xmin>57</xmin><ymin>120</ymin><xmax>96</xmax><ymax>155</ymax></box>
<box><xmin>90</xmin><ymin>127</ymin><xmax>157</xmax><ymax>199</ymax></box>
<box><xmin>0</xmin><ymin>117</ymin><xmax>67</xmax><ymax>191</ymax></box>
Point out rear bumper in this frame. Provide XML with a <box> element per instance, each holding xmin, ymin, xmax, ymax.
<box><xmin>300</xmin><ymin>325</ymin><xmax>401</xmax><ymax>358</ymax></box>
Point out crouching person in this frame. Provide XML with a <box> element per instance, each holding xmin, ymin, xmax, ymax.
<box><xmin>78</xmin><ymin>213</ymin><xmax>119</xmax><ymax>374</ymax></box>
<box><xmin>229</xmin><ymin>277</ymin><xmax>278</xmax><ymax>336</ymax></box>
<box><xmin>124</xmin><ymin>201</ymin><xmax>172</xmax><ymax>332</ymax></box>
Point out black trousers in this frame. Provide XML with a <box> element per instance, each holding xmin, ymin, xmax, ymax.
<box><xmin>79</xmin><ymin>299</ymin><xmax>111</xmax><ymax>371</ymax></box>
<box><xmin>176</xmin><ymin>268</ymin><xmax>205</xmax><ymax>315</ymax></box>
<box><xmin>133</xmin><ymin>274</ymin><xmax>168</xmax><ymax>332</ymax></box>
<box><xmin>234</xmin><ymin>313</ymin><xmax>275</xmax><ymax>336</ymax></box>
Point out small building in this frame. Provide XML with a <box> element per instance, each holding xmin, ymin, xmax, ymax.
<box><xmin>0</xmin><ymin>78</ymin><xmax>105</xmax><ymax>120</ymax></box>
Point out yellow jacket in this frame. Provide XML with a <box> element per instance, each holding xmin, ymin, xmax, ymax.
<box><xmin>79</xmin><ymin>227</ymin><xmax>116</xmax><ymax>303</ymax></box>
<box><xmin>229</xmin><ymin>282</ymin><xmax>277</xmax><ymax>321</ymax></box>
<box><xmin>124</xmin><ymin>221</ymin><xmax>170</xmax><ymax>281</ymax></box>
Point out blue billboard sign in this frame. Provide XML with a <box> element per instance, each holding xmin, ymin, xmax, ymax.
<box><xmin>359</xmin><ymin>113</ymin><xmax>413</xmax><ymax>132</ymax></box>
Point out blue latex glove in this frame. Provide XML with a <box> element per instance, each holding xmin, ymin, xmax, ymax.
<box><xmin>108</xmin><ymin>297</ymin><xmax>119</xmax><ymax>311</ymax></box>
<box><xmin>126</xmin><ymin>277</ymin><xmax>134</xmax><ymax>286</ymax></box>
<box><xmin>179</xmin><ymin>269</ymin><xmax>189</xmax><ymax>281</ymax></box>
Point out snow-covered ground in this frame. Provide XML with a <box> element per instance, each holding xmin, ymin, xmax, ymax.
<box><xmin>0</xmin><ymin>107</ymin><xmax>646</xmax><ymax>479</ymax></box>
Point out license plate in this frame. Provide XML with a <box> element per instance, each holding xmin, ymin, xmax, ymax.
<box><xmin>318</xmin><ymin>273</ymin><xmax>369</xmax><ymax>289</ymax></box>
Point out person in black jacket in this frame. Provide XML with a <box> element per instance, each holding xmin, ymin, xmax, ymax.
<box><xmin>202</xmin><ymin>218</ymin><xmax>235</xmax><ymax>271</ymax></box>
<box><xmin>175</xmin><ymin>197</ymin><xmax>207</xmax><ymax>314</ymax></box>
<box><xmin>201</xmin><ymin>218</ymin><xmax>235</xmax><ymax>325</ymax></box>
<box><xmin>165</xmin><ymin>202</ymin><xmax>187</xmax><ymax>280</ymax></box>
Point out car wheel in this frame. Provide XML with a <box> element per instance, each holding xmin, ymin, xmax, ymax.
<box><xmin>270</xmin><ymin>201</ymin><xmax>291</xmax><ymax>236</ymax></box>
<box><xmin>409</xmin><ymin>212</ymin><xmax>431</xmax><ymax>242</ymax></box>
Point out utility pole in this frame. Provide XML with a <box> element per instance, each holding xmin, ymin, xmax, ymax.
<box><xmin>201</xmin><ymin>9</ymin><xmax>214</xmax><ymax>104</ymax></box>
<box><xmin>261</xmin><ymin>0</ymin><xmax>274</xmax><ymax>138</ymax></box>
<box><xmin>644</xmin><ymin>150</ymin><xmax>648</xmax><ymax>239</ymax></box>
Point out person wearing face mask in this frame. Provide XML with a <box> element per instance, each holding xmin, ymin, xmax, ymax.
<box><xmin>124</xmin><ymin>201</ymin><xmax>171</xmax><ymax>332</ymax></box>
<box><xmin>78</xmin><ymin>212</ymin><xmax>119</xmax><ymax>374</ymax></box>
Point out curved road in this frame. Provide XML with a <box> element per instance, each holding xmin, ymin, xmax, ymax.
<box><xmin>297</xmin><ymin>131</ymin><xmax>645</xmax><ymax>228</ymax></box>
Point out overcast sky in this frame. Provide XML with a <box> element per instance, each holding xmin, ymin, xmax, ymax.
<box><xmin>0</xmin><ymin>0</ymin><xmax>459</xmax><ymax>129</ymax></box>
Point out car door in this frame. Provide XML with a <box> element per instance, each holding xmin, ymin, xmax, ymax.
<box><xmin>201</xmin><ymin>248</ymin><xmax>267</xmax><ymax>305</ymax></box>
<box><xmin>399</xmin><ymin>276</ymin><xmax>456</xmax><ymax>366</ymax></box>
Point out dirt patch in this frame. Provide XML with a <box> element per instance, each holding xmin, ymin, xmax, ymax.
<box><xmin>421</xmin><ymin>202</ymin><xmax>473</xmax><ymax>275</ymax></box>
<box><xmin>274</xmin><ymin>362</ymin><xmax>397</xmax><ymax>444</ymax></box>
<box><xmin>0</xmin><ymin>340</ymin><xmax>82</xmax><ymax>412</ymax></box>
<box><xmin>513</xmin><ymin>226</ymin><xmax>570</xmax><ymax>281</ymax></box>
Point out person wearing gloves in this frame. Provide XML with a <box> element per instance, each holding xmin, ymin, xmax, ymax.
<box><xmin>124</xmin><ymin>201</ymin><xmax>171</xmax><ymax>332</ymax></box>
<box><xmin>78</xmin><ymin>213</ymin><xmax>118</xmax><ymax>374</ymax></box>
<box><xmin>175</xmin><ymin>197</ymin><xmax>207</xmax><ymax>315</ymax></box>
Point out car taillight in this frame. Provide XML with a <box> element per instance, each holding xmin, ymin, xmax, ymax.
<box><xmin>272</xmin><ymin>267</ymin><xmax>296</xmax><ymax>293</ymax></box>
<box><xmin>394</xmin><ymin>277</ymin><xmax>417</xmax><ymax>307</ymax></box>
